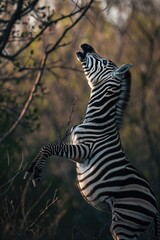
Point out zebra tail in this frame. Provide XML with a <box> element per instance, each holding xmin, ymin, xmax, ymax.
<box><xmin>155</xmin><ymin>212</ymin><xmax>160</xmax><ymax>240</ymax></box>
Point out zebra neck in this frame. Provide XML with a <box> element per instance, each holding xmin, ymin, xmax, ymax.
<box><xmin>83</xmin><ymin>82</ymin><xmax>118</xmax><ymax>125</ymax></box>
<box><xmin>115</xmin><ymin>71</ymin><xmax>131</xmax><ymax>130</ymax></box>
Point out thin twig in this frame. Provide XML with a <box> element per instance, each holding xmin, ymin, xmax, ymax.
<box><xmin>0</xmin><ymin>170</ymin><xmax>23</xmax><ymax>191</ymax></box>
<box><xmin>1</xmin><ymin>5</ymin><xmax>88</xmax><ymax>61</ymax></box>
<box><xmin>25</xmin><ymin>190</ymin><xmax>59</xmax><ymax>231</ymax></box>
<box><xmin>25</xmin><ymin>183</ymin><xmax>52</xmax><ymax>219</ymax></box>
<box><xmin>60</xmin><ymin>97</ymin><xmax>78</xmax><ymax>143</ymax></box>
<box><xmin>0</xmin><ymin>54</ymin><xmax>47</xmax><ymax>143</ymax></box>
<box><xmin>46</xmin><ymin>0</ymin><xmax>94</xmax><ymax>55</ymax></box>
<box><xmin>18</xmin><ymin>153</ymin><xmax>25</xmax><ymax>171</ymax></box>
<box><xmin>0</xmin><ymin>0</ymin><xmax>94</xmax><ymax>143</ymax></box>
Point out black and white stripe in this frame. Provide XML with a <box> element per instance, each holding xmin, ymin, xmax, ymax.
<box><xmin>24</xmin><ymin>43</ymin><xmax>160</xmax><ymax>240</ymax></box>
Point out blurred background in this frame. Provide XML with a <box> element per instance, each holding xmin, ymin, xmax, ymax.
<box><xmin>0</xmin><ymin>0</ymin><xmax>160</xmax><ymax>239</ymax></box>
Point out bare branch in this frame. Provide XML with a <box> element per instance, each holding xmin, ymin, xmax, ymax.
<box><xmin>46</xmin><ymin>0</ymin><xmax>94</xmax><ymax>55</ymax></box>
<box><xmin>0</xmin><ymin>0</ymin><xmax>24</xmax><ymax>54</ymax></box>
<box><xmin>1</xmin><ymin>3</ymin><xmax>91</xmax><ymax>61</ymax></box>
<box><xmin>0</xmin><ymin>53</ymin><xmax>47</xmax><ymax>143</ymax></box>
<box><xmin>20</xmin><ymin>0</ymin><xmax>39</xmax><ymax>17</ymax></box>
<box><xmin>0</xmin><ymin>0</ymin><xmax>93</xmax><ymax>142</ymax></box>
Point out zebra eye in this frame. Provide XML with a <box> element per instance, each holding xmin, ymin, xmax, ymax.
<box><xmin>103</xmin><ymin>60</ymin><xmax>107</xmax><ymax>66</ymax></box>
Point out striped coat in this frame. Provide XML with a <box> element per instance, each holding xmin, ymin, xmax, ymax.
<box><xmin>24</xmin><ymin>43</ymin><xmax>160</xmax><ymax>240</ymax></box>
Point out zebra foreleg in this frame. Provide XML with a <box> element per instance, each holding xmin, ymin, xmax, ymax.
<box><xmin>24</xmin><ymin>142</ymin><xmax>90</xmax><ymax>187</ymax></box>
<box><xmin>31</xmin><ymin>164</ymin><xmax>43</xmax><ymax>187</ymax></box>
<box><xmin>32</xmin><ymin>152</ymin><xmax>49</xmax><ymax>187</ymax></box>
<box><xmin>23</xmin><ymin>152</ymin><xmax>42</xmax><ymax>181</ymax></box>
<box><xmin>24</xmin><ymin>144</ymin><xmax>53</xmax><ymax>187</ymax></box>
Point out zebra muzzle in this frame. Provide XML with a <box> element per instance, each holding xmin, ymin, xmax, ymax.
<box><xmin>76</xmin><ymin>51</ymin><xmax>86</xmax><ymax>62</ymax></box>
<box><xmin>76</xmin><ymin>43</ymin><xmax>95</xmax><ymax>62</ymax></box>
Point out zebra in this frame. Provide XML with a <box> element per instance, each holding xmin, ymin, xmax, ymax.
<box><xmin>24</xmin><ymin>43</ymin><xmax>160</xmax><ymax>240</ymax></box>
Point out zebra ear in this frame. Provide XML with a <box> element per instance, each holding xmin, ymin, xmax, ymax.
<box><xmin>113</xmin><ymin>64</ymin><xmax>133</xmax><ymax>79</ymax></box>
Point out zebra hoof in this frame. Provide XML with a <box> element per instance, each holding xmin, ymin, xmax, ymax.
<box><xmin>23</xmin><ymin>171</ymin><xmax>32</xmax><ymax>180</ymax></box>
<box><xmin>32</xmin><ymin>177</ymin><xmax>41</xmax><ymax>188</ymax></box>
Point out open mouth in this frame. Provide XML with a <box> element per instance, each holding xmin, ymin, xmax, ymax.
<box><xmin>76</xmin><ymin>49</ymin><xmax>86</xmax><ymax>62</ymax></box>
<box><xmin>76</xmin><ymin>43</ymin><xmax>95</xmax><ymax>62</ymax></box>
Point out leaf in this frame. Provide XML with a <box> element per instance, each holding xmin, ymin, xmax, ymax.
<box><xmin>30</xmin><ymin>50</ymin><xmax>34</xmax><ymax>55</ymax></box>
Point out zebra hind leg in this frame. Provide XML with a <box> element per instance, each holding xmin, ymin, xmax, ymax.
<box><xmin>155</xmin><ymin>212</ymin><xmax>160</xmax><ymax>240</ymax></box>
<box><xmin>111</xmin><ymin>227</ymin><xmax>138</xmax><ymax>240</ymax></box>
<box><xmin>110</xmin><ymin>217</ymin><xmax>138</xmax><ymax>240</ymax></box>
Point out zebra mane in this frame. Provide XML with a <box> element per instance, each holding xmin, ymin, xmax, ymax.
<box><xmin>116</xmin><ymin>71</ymin><xmax>131</xmax><ymax>130</ymax></box>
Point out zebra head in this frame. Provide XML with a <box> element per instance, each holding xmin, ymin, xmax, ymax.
<box><xmin>76</xmin><ymin>43</ymin><xmax>132</xmax><ymax>88</ymax></box>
